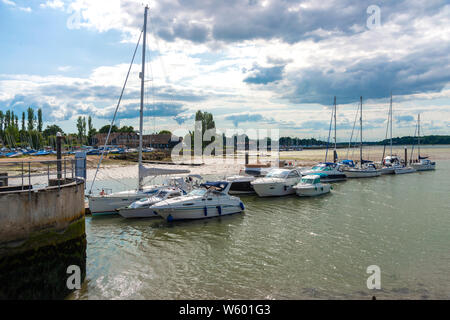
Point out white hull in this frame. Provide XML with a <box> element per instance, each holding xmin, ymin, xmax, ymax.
<box><xmin>88</xmin><ymin>193</ymin><xmax>146</xmax><ymax>215</ymax></box>
<box><xmin>118</xmin><ymin>207</ymin><xmax>160</xmax><ymax>218</ymax></box>
<box><xmin>344</xmin><ymin>169</ymin><xmax>381</xmax><ymax>178</ymax></box>
<box><xmin>380</xmin><ymin>167</ymin><xmax>395</xmax><ymax>175</ymax></box>
<box><xmin>411</xmin><ymin>163</ymin><xmax>435</xmax><ymax>171</ymax></box>
<box><xmin>295</xmin><ymin>184</ymin><xmax>331</xmax><ymax>197</ymax></box>
<box><xmin>252</xmin><ymin>183</ymin><xmax>297</xmax><ymax>197</ymax></box>
<box><xmin>155</xmin><ymin>203</ymin><xmax>243</xmax><ymax>221</ymax></box>
<box><xmin>394</xmin><ymin>167</ymin><xmax>416</xmax><ymax>174</ymax></box>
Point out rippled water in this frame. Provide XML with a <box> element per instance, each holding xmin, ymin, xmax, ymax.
<box><xmin>70</xmin><ymin>160</ymin><xmax>450</xmax><ymax>300</ymax></box>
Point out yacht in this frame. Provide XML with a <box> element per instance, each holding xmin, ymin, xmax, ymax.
<box><xmin>118</xmin><ymin>187</ymin><xmax>184</xmax><ymax>218</ymax></box>
<box><xmin>342</xmin><ymin>97</ymin><xmax>381</xmax><ymax>178</ymax></box>
<box><xmin>411</xmin><ymin>114</ymin><xmax>436</xmax><ymax>171</ymax></box>
<box><xmin>394</xmin><ymin>166</ymin><xmax>416</xmax><ymax>174</ymax></box>
<box><xmin>151</xmin><ymin>181</ymin><xmax>245</xmax><ymax>221</ymax></box>
<box><xmin>226</xmin><ymin>175</ymin><xmax>256</xmax><ymax>194</ymax></box>
<box><xmin>251</xmin><ymin>168</ymin><xmax>302</xmax><ymax>197</ymax></box>
<box><xmin>294</xmin><ymin>174</ymin><xmax>331</xmax><ymax>197</ymax></box>
<box><xmin>301</xmin><ymin>162</ymin><xmax>346</xmax><ymax>182</ymax></box>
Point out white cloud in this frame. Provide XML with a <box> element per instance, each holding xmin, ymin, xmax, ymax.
<box><xmin>40</xmin><ymin>0</ymin><xmax>64</xmax><ymax>10</ymax></box>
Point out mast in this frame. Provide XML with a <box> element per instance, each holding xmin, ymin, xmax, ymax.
<box><xmin>390</xmin><ymin>92</ymin><xmax>393</xmax><ymax>157</ymax></box>
<box><xmin>138</xmin><ymin>5</ymin><xmax>148</xmax><ymax>190</ymax></box>
<box><xmin>333</xmin><ymin>96</ymin><xmax>337</xmax><ymax>163</ymax></box>
<box><xmin>417</xmin><ymin>113</ymin><xmax>421</xmax><ymax>160</ymax></box>
<box><xmin>360</xmin><ymin>96</ymin><xmax>363</xmax><ymax>166</ymax></box>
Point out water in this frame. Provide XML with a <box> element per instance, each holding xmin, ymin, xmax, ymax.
<box><xmin>70</xmin><ymin>160</ymin><xmax>450</xmax><ymax>299</ymax></box>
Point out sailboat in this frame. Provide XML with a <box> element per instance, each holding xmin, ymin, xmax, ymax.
<box><xmin>301</xmin><ymin>97</ymin><xmax>347</xmax><ymax>181</ymax></box>
<box><xmin>87</xmin><ymin>6</ymin><xmax>191</xmax><ymax>215</ymax></box>
<box><xmin>380</xmin><ymin>93</ymin><xmax>401</xmax><ymax>174</ymax></box>
<box><xmin>411</xmin><ymin>114</ymin><xmax>436</xmax><ymax>171</ymax></box>
<box><xmin>343</xmin><ymin>96</ymin><xmax>381</xmax><ymax>178</ymax></box>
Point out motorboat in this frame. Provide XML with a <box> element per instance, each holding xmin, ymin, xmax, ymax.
<box><xmin>151</xmin><ymin>181</ymin><xmax>245</xmax><ymax>221</ymax></box>
<box><xmin>251</xmin><ymin>168</ymin><xmax>302</xmax><ymax>197</ymax></box>
<box><xmin>226</xmin><ymin>175</ymin><xmax>256</xmax><ymax>194</ymax></box>
<box><xmin>87</xmin><ymin>167</ymin><xmax>195</xmax><ymax>215</ymax></box>
<box><xmin>118</xmin><ymin>187</ymin><xmax>184</xmax><ymax>218</ymax></box>
<box><xmin>301</xmin><ymin>162</ymin><xmax>346</xmax><ymax>181</ymax></box>
<box><xmin>294</xmin><ymin>174</ymin><xmax>331</xmax><ymax>197</ymax></box>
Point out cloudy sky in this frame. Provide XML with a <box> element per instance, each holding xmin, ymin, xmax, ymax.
<box><xmin>0</xmin><ymin>0</ymin><xmax>449</xmax><ymax>141</ymax></box>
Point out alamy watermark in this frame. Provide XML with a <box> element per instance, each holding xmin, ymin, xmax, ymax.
<box><xmin>367</xmin><ymin>5</ymin><xmax>381</xmax><ymax>30</ymax></box>
<box><xmin>366</xmin><ymin>265</ymin><xmax>381</xmax><ymax>290</ymax></box>
<box><xmin>66</xmin><ymin>265</ymin><xmax>81</xmax><ymax>290</ymax></box>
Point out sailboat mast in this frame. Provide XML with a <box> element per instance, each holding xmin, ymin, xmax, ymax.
<box><xmin>334</xmin><ymin>96</ymin><xmax>337</xmax><ymax>159</ymax></box>
<box><xmin>360</xmin><ymin>96</ymin><xmax>363</xmax><ymax>166</ymax></box>
<box><xmin>138</xmin><ymin>5</ymin><xmax>148</xmax><ymax>190</ymax></box>
<box><xmin>417</xmin><ymin>113</ymin><xmax>421</xmax><ymax>159</ymax></box>
<box><xmin>390</xmin><ymin>92</ymin><xmax>393</xmax><ymax>157</ymax></box>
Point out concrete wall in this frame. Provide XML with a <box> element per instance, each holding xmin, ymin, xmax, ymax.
<box><xmin>0</xmin><ymin>179</ymin><xmax>86</xmax><ymax>299</ymax></box>
<box><xmin>0</xmin><ymin>179</ymin><xmax>84</xmax><ymax>245</ymax></box>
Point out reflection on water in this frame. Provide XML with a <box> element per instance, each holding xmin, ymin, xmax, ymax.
<box><xmin>70</xmin><ymin>160</ymin><xmax>450</xmax><ymax>299</ymax></box>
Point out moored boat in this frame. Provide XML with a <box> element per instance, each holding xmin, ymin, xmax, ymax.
<box><xmin>294</xmin><ymin>174</ymin><xmax>331</xmax><ymax>197</ymax></box>
<box><xmin>251</xmin><ymin>168</ymin><xmax>302</xmax><ymax>197</ymax></box>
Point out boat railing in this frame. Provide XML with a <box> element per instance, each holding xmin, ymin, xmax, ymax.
<box><xmin>0</xmin><ymin>158</ymin><xmax>82</xmax><ymax>192</ymax></box>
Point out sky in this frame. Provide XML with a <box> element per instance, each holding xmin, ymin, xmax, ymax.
<box><xmin>0</xmin><ymin>0</ymin><xmax>449</xmax><ymax>141</ymax></box>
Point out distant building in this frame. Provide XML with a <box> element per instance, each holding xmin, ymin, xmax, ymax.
<box><xmin>92</xmin><ymin>132</ymin><xmax>182</xmax><ymax>149</ymax></box>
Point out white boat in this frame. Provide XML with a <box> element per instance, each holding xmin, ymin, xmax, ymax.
<box><xmin>410</xmin><ymin>114</ymin><xmax>436</xmax><ymax>171</ymax></box>
<box><xmin>301</xmin><ymin>162</ymin><xmax>347</xmax><ymax>181</ymax></box>
<box><xmin>118</xmin><ymin>187</ymin><xmax>184</xmax><ymax>218</ymax></box>
<box><xmin>151</xmin><ymin>181</ymin><xmax>245</xmax><ymax>221</ymax></box>
<box><xmin>380</xmin><ymin>156</ymin><xmax>401</xmax><ymax>174</ymax></box>
<box><xmin>394</xmin><ymin>166</ymin><xmax>416</xmax><ymax>174</ymax></box>
<box><xmin>88</xmin><ymin>167</ymin><xmax>193</xmax><ymax>215</ymax></box>
<box><xmin>345</xmin><ymin>163</ymin><xmax>381</xmax><ymax>178</ymax></box>
<box><xmin>294</xmin><ymin>175</ymin><xmax>331</xmax><ymax>197</ymax></box>
<box><xmin>343</xmin><ymin>97</ymin><xmax>381</xmax><ymax>178</ymax></box>
<box><xmin>251</xmin><ymin>168</ymin><xmax>302</xmax><ymax>197</ymax></box>
<box><xmin>411</xmin><ymin>159</ymin><xmax>435</xmax><ymax>171</ymax></box>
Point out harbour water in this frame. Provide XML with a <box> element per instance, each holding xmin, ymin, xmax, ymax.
<box><xmin>69</xmin><ymin>150</ymin><xmax>450</xmax><ymax>300</ymax></box>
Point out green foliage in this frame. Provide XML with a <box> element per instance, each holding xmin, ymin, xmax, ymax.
<box><xmin>43</xmin><ymin>124</ymin><xmax>64</xmax><ymax>138</ymax></box>
<box><xmin>158</xmin><ymin>130</ymin><xmax>172</xmax><ymax>135</ymax></box>
<box><xmin>37</xmin><ymin>109</ymin><xmax>43</xmax><ymax>132</ymax></box>
<box><xmin>99</xmin><ymin>124</ymin><xmax>119</xmax><ymax>134</ymax></box>
<box><xmin>27</xmin><ymin>107</ymin><xmax>35</xmax><ymax>131</ymax></box>
<box><xmin>118</xmin><ymin>125</ymin><xmax>134</xmax><ymax>133</ymax></box>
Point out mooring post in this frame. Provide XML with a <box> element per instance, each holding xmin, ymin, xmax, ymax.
<box><xmin>56</xmin><ymin>132</ymin><xmax>62</xmax><ymax>180</ymax></box>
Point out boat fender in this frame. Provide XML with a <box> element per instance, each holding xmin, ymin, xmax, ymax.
<box><xmin>204</xmin><ymin>206</ymin><xmax>208</xmax><ymax>216</ymax></box>
<box><xmin>217</xmin><ymin>206</ymin><xmax>222</xmax><ymax>215</ymax></box>
<box><xmin>167</xmin><ymin>214</ymin><xmax>173</xmax><ymax>222</ymax></box>
<box><xmin>239</xmin><ymin>202</ymin><xmax>245</xmax><ymax>210</ymax></box>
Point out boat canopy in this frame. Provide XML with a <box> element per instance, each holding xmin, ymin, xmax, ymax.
<box><xmin>138</xmin><ymin>165</ymin><xmax>190</xmax><ymax>179</ymax></box>
<box><xmin>340</xmin><ymin>159</ymin><xmax>355</xmax><ymax>166</ymax></box>
<box><xmin>202</xmin><ymin>181</ymin><xmax>229</xmax><ymax>191</ymax></box>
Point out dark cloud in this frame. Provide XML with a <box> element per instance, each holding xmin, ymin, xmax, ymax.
<box><xmin>243</xmin><ymin>64</ymin><xmax>285</xmax><ymax>85</ymax></box>
<box><xmin>283</xmin><ymin>45</ymin><xmax>450</xmax><ymax>105</ymax></box>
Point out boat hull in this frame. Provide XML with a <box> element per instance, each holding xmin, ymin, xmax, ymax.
<box><xmin>228</xmin><ymin>180</ymin><xmax>255</xmax><ymax>194</ymax></box>
<box><xmin>295</xmin><ymin>184</ymin><xmax>331</xmax><ymax>197</ymax></box>
<box><xmin>344</xmin><ymin>169</ymin><xmax>381</xmax><ymax>178</ymax></box>
<box><xmin>88</xmin><ymin>194</ymin><xmax>146</xmax><ymax>215</ymax></box>
<box><xmin>394</xmin><ymin>167</ymin><xmax>416</xmax><ymax>174</ymax></box>
<box><xmin>155</xmin><ymin>204</ymin><xmax>243</xmax><ymax>221</ymax></box>
<box><xmin>252</xmin><ymin>182</ymin><xmax>297</xmax><ymax>197</ymax></box>
<box><xmin>380</xmin><ymin>167</ymin><xmax>395</xmax><ymax>175</ymax></box>
<box><xmin>411</xmin><ymin>163</ymin><xmax>435</xmax><ymax>171</ymax></box>
<box><xmin>118</xmin><ymin>207</ymin><xmax>160</xmax><ymax>218</ymax></box>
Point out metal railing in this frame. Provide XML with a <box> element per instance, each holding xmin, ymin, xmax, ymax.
<box><xmin>0</xmin><ymin>159</ymin><xmax>80</xmax><ymax>191</ymax></box>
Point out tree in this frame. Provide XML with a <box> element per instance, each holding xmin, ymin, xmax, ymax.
<box><xmin>27</xmin><ymin>107</ymin><xmax>35</xmax><ymax>131</ymax></box>
<box><xmin>158</xmin><ymin>130</ymin><xmax>172</xmax><ymax>135</ymax></box>
<box><xmin>43</xmin><ymin>124</ymin><xmax>64</xmax><ymax>138</ymax></box>
<box><xmin>0</xmin><ymin>111</ymin><xmax>4</xmax><ymax>136</ymax></box>
<box><xmin>5</xmin><ymin>110</ymin><xmax>11</xmax><ymax>128</ymax></box>
<box><xmin>194</xmin><ymin>110</ymin><xmax>216</xmax><ymax>150</ymax></box>
<box><xmin>99</xmin><ymin>124</ymin><xmax>119</xmax><ymax>134</ymax></box>
<box><xmin>87</xmin><ymin>116</ymin><xmax>97</xmax><ymax>145</ymax></box>
<box><xmin>21</xmin><ymin>112</ymin><xmax>25</xmax><ymax>131</ymax></box>
<box><xmin>37</xmin><ymin>109</ymin><xmax>43</xmax><ymax>132</ymax></box>
<box><xmin>118</xmin><ymin>125</ymin><xmax>134</xmax><ymax>133</ymax></box>
<box><xmin>76</xmin><ymin>116</ymin><xmax>85</xmax><ymax>144</ymax></box>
